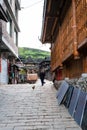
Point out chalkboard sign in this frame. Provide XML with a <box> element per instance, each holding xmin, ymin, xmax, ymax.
<box><xmin>68</xmin><ymin>87</ymin><xmax>80</xmax><ymax>116</ymax></box>
<box><xmin>63</xmin><ymin>85</ymin><xmax>74</xmax><ymax>108</ymax></box>
<box><xmin>81</xmin><ymin>98</ymin><xmax>87</xmax><ymax>130</ymax></box>
<box><xmin>56</xmin><ymin>81</ymin><xmax>69</xmax><ymax>105</ymax></box>
<box><xmin>73</xmin><ymin>91</ymin><xmax>87</xmax><ymax>126</ymax></box>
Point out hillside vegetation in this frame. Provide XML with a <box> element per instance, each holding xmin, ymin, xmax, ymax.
<box><xmin>18</xmin><ymin>47</ymin><xmax>50</xmax><ymax>60</ymax></box>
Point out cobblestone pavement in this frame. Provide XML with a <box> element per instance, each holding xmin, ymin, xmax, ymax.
<box><xmin>0</xmin><ymin>79</ymin><xmax>82</xmax><ymax>130</ymax></box>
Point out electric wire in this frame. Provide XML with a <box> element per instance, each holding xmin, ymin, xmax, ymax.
<box><xmin>21</xmin><ymin>0</ymin><xmax>43</xmax><ymax>9</ymax></box>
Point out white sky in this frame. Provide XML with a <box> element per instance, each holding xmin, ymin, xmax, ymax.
<box><xmin>18</xmin><ymin>0</ymin><xmax>50</xmax><ymax>52</ymax></box>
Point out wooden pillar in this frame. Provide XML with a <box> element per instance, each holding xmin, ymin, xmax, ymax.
<box><xmin>72</xmin><ymin>0</ymin><xmax>80</xmax><ymax>59</ymax></box>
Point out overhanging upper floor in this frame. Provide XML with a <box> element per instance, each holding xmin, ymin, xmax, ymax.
<box><xmin>41</xmin><ymin>0</ymin><xmax>71</xmax><ymax>44</ymax></box>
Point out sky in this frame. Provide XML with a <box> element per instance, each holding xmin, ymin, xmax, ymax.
<box><xmin>18</xmin><ymin>0</ymin><xmax>50</xmax><ymax>52</ymax></box>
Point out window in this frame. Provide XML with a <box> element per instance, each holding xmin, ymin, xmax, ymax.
<box><xmin>7</xmin><ymin>13</ymin><xmax>12</xmax><ymax>37</ymax></box>
<box><xmin>14</xmin><ymin>28</ymin><xmax>18</xmax><ymax>46</ymax></box>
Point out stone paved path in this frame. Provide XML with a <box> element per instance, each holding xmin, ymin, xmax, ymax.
<box><xmin>0</xmin><ymin>80</ymin><xmax>82</xmax><ymax>130</ymax></box>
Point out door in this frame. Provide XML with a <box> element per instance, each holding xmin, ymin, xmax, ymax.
<box><xmin>1</xmin><ymin>58</ymin><xmax>8</xmax><ymax>84</ymax></box>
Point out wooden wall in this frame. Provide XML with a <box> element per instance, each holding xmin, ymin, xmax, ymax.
<box><xmin>62</xmin><ymin>58</ymin><xmax>83</xmax><ymax>78</ymax></box>
<box><xmin>51</xmin><ymin>0</ymin><xmax>87</xmax><ymax>79</ymax></box>
<box><xmin>76</xmin><ymin>0</ymin><xmax>87</xmax><ymax>45</ymax></box>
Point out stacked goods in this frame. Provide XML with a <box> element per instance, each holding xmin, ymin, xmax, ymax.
<box><xmin>76</xmin><ymin>0</ymin><xmax>87</xmax><ymax>45</ymax></box>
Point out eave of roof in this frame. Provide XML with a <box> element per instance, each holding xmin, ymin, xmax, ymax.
<box><xmin>41</xmin><ymin>0</ymin><xmax>71</xmax><ymax>44</ymax></box>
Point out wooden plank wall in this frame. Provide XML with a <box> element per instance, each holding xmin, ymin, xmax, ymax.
<box><xmin>51</xmin><ymin>28</ymin><xmax>62</xmax><ymax>71</ymax></box>
<box><xmin>61</xmin><ymin>5</ymin><xmax>74</xmax><ymax>61</ymax></box>
<box><xmin>76</xmin><ymin>0</ymin><xmax>87</xmax><ymax>45</ymax></box>
<box><xmin>51</xmin><ymin>0</ymin><xmax>87</xmax><ymax>75</ymax></box>
<box><xmin>51</xmin><ymin>5</ymin><xmax>74</xmax><ymax>71</ymax></box>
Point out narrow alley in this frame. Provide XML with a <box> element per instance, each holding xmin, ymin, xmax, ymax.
<box><xmin>0</xmin><ymin>80</ymin><xmax>82</xmax><ymax>130</ymax></box>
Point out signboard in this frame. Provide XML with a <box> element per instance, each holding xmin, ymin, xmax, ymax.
<box><xmin>63</xmin><ymin>85</ymin><xmax>74</xmax><ymax>108</ymax></box>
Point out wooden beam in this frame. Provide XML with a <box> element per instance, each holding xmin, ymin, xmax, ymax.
<box><xmin>51</xmin><ymin>18</ymin><xmax>58</xmax><ymax>36</ymax></box>
<box><xmin>72</xmin><ymin>0</ymin><xmax>80</xmax><ymax>59</ymax></box>
<box><xmin>42</xmin><ymin>17</ymin><xmax>48</xmax><ymax>43</ymax></box>
<box><xmin>78</xmin><ymin>38</ymin><xmax>87</xmax><ymax>49</ymax></box>
<box><xmin>47</xmin><ymin>0</ymin><xmax>52</xmax><ymax>13</ymax></box>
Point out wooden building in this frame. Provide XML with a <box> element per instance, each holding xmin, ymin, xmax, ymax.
<box><xmin>41</xmin><ymin>0</ymin><xmax>87</xmax><ymax>80</ymax></box>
